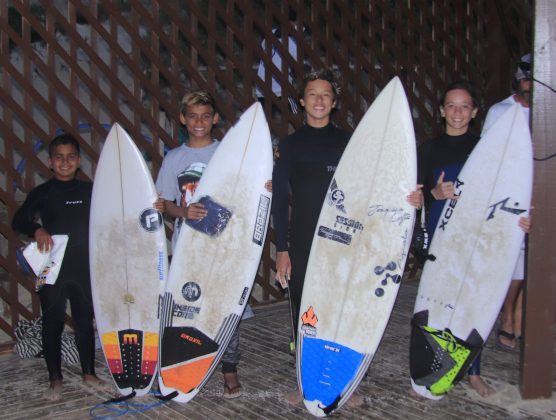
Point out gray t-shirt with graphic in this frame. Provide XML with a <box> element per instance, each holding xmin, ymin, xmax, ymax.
<box><xmin>155</xmin><ymin>141</ymin><xmax>219</xmax><ymax>250</ymax></box>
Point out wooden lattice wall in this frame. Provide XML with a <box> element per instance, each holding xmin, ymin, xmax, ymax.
<box><xmin>0</xmin><ymin>0</ymin><xmax>531</xmax><ymax>346</ymax></box>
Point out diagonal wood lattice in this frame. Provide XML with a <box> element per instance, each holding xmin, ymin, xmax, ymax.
<box><xmin>0</xmin><ymin>0</ymin><xmax>531</xmax><ymax>345</ymax></box>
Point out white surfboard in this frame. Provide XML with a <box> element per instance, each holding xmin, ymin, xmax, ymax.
<box><xmin>158</xmin><ymin>102</ymin><xmax>272</xmax><ymax>402</ymax></box>
<box><xmin>297</xmin><ymin>77</ymin><xmax>417</xmax><ymax>417</ymax></box>
<box><xmin>90</xmin><ymin>123</ymin><xmax>168</xmax><ymax>396</ymax></box>
<box><xmin>409</xmin><ymin>104</ymin><xmax>532</xmax><ymax>399</ymax></box>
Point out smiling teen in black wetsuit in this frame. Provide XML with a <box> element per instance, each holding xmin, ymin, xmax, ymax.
<box><xmin>417</xmin><ymin>82</ymin><xmax>494</xmax><ymax>397</ymax></box>
<box><xmin>272</xmin><ymin>69</ymin><xmax>350</xmax><ymax>344</ymax></box>
<box><xmin>272</xmin><ymin>69</ymin><xmax>361</xmax><ymax>406</ymax></box>
<box><xmin>12</xmin><ymin>134</ymin><xmax>108</xmax><ymax>401</ymax></box>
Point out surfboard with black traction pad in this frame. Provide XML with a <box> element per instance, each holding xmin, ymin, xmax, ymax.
<box><xmin>90</xmin><ymin>123</ymin><xmax>168</xmax><ymax>396</ymax></box>
<box><xmin>157</xmin><ymin>102</ymin><xmax>273</xmax><ymax>403</ymax></box>
<box><xmin>409</xmin><ymin>104</ymin><xmax>532</xmax><ymax>399</ymax></box>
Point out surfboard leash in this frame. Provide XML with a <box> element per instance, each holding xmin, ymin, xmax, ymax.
<box><xmin>89</xmin><ymin>389</ymin><xmax>169</xmax><ymax>418</ymax></box>
<box><xmin>534</xmin><ymin>151</ymin><xmax>556</xmax><ymax>162</ymax></box>
<box><xmin>155</xmin><ymin>390</ymin><xmax>179</xmax><ymax>401</ymax></box>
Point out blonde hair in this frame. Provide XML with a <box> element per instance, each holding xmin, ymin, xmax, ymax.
<box><xmin>180</xmin><ymin>90</ymin><xmax>216</xmax><ymax>116</ymax></box>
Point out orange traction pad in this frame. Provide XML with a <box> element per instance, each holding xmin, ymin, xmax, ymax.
<box><xmin>160</xmin><ymin>354</ymin><xmax>216</xmax><ymax>393</ymax></box>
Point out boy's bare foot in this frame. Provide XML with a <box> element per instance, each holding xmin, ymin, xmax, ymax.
<box><xmin>346</xmin><ymin>392</ymin><xmax>364</xmax><ymax>407</ymax></box>
<box><xmin>44</xmin><ymin>379</ymin><xmax>63</xmax><ymax>401</ymax></box>
<box><xmin>285</xmin><ymin>388</ymin><xmax>303</xmax><ymax>405</ymax></box>
<box><xmin>409</xmin><ymin>387</ymin><xmax>425</xmax><ymax>399</ymax></box>
<box><xmin>468</xmin><ymin>375</ymin><xmax>495</xmax><ymax>398</ymax></box>
<box><xmin>223</xmin><ymin>372</ymin><xmax>242</xmax><ymax>399</ymax></box>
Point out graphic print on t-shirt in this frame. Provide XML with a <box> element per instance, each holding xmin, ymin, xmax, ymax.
<box><xmin>177</xmin><ymin>162</ymin><xmax>207</xmax><ymax>228</ymax></box>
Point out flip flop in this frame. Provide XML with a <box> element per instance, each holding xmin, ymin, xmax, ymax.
<box><xmin>497</xmin><ymin>329</ymin><xmax>518</xmax><ymax>352</ymax></box>
<box><xmin>223</xmin><ymin>383</ymin><xmax>242</xmax><ymax>399</ymax></box>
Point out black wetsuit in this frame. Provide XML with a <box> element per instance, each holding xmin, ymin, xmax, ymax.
<box><xmin>272</xmin><ymin>123</ymin><xmax>350</xmax><ymax>339</ymax></box>
<box><xmin>417</xmin><ymin>132</ymin><xmax>479</xmax><ymax>237</ymax></box>
<box><xmin>12</xmin><ymin>178</ymin><xmax>95</xmax><ymax>381</ymax></box>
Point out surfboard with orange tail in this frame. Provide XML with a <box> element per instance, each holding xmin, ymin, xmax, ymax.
<box><xmin>90</xmin><ymin>123</ymin><xmax>168</xmax><ymax>397</ymax></box>
<box><xmin>157</xmin><ymin>102</ymin><xmax>272</xmax><ymax>403</ymax></box>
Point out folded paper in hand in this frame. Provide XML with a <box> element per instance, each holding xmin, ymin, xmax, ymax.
<box><xmin>185</xmin><ymin>196</ymin><xmax>232</xmax><ymax>237</ymax></box>
<box><xmin>22</xmin><ymin>235</ymin><xmax>69</xmax><ymax>291</ymax></box>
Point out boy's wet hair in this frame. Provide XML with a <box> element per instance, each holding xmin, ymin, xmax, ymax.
<box><xmin>180</xmin><ymin>90</ymin><xmax>216</xmax><ymax>116</ymax></box>
<box><xmin>298</xmin><ymin>68</ymin><xmax>342</xmax><ymax>100</ymax></box>
<box><xmin>439</xmin><ymin>80</ymin><xmax>480</xmax><ymax>109</ymax></box>
<box><xmin>48</xmin><ymin>133</ymin><xmax>80</xmax><ymax>157</ymax></box>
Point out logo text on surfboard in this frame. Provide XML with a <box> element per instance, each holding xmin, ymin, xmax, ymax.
<box><xmin>180</xmin><ymin>332</ymin><xmax>202</xmax><ymax>345</ymax></box>
<box><xmin>252</xmin><ymin>195</ymin><xmax>270</xmax><ymax>245</ymax></box>
<box><xmin>172</xmin><ymin>303</ymin><xmax>200</xmax><ymax>320</ymax></box>
<box><xmin>238</xmin><ymin>287</ymin><xmax>249</xmax><ymax>306</ymax></box>
<box><xmin>326</xmin><ymin>178</ymin><xmax>346</xmax><ymax>213</ymax></box>
<box><xmin>487</xmin><ymin>197</ymin><xmax>526</xmax><ymax>220</ymax></box>
<box><xmin>374</xmin><ymin>261</ymin><xmax>401</xmax><ymax>297</ymax></box>
<box><xmin>438</xmin><ymin>178</ymin><xmax>464</xmax><ymax>231</ymax></box>
<box><xmin>182</xmin><ymin>282</ymin><xmax>201</xmax><ymax>302</ymax></box>
<box><xmin>317</xmin><ymin>225</ymin><xmax>352</xmax><ymax>245</ymax></box>
<box><xmin>301</xmin><ymin>306</ymin><xmax>318</xmax><ymax>336</ymax></box>
<box><xmin>334</xmin><ymin>215</ymin><xmax>364</xmax><ymax>233</ymax></box>
<box><xmin>140</xmin><ymin>208</ymin><xmax>163</xmax><ymax>232</ymax></box>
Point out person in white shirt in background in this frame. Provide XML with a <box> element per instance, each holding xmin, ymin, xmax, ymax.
<box><xmin>482</xmin><ymin>53</ymin><xmax>532</xmax><ymax>353</ymax></box>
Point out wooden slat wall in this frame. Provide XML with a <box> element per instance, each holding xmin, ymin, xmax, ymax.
<box><xmin>0</xmin><ymin>0</ymin><xmax>532</xmax><ymax>344</ymax></box>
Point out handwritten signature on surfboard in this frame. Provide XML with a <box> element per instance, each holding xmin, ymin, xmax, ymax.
<box><xmin>368</xmin><ymin>205</ymin><xmax>411</xmax><ymax>225</ymax></box>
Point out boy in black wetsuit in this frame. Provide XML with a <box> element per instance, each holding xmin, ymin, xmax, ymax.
<box><xmin>12</xmin><ymin>134</ymin><xmax>107</xmax><ymax>401</ymax></box>
<box><xmin>272</xmin><ymin>69</ymin><xmax>357</xmax><ymax>406</ymax></box>
<box><xmin>272</xmin><ymin>69</ymin><xmax>350</xmax><ymax>346</ymax></box>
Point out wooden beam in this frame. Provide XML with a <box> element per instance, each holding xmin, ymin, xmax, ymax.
<box><xmin>520</xmin><ymin>0</ymin><xmax>556</xmax><ymax>399</ymax></box>
<box><xmin>483</xmin><ymin>2</ymin><xmax>513</xmax><ymax>110</ymax></box>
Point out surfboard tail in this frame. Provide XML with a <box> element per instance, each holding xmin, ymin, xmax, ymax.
<box><xmin>101</xmin><ymin>329</ymin><xmax>158</xmax><ymax>394</ymax></box>
<box><xmin>298</xmin><ymin>334</ymin><xmax>369</xmax><ymax>416</ymax></box>
<box><xmin>409</xmin><ymin>311</ymin><xmax>482</xmax><ymax>396</ymax></box>
<box><xmin>158</xmin><ymin>312</ymin><xmax>241</xmax><ymax>400</ymax></box>
<box><xmin>159</xmin><ymin>326</ymin><xmax>219</xmax><ymax>394</ymax></box>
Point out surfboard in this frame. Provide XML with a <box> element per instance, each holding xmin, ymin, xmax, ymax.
<box><xmin>297</xmin><ymin>77</ymin><xmax>417</xmax><ymax>417</ymax></box>
<box><xmin>89</xmin><ymin>123</ymin><xmax>168</xmax><ymax>396</ymax></box>
<box><xmin>409</xmin><ymin>103</ymin><xmax>532</xmax><ymax>399</ymax></box>
<box><xmin>158</xmin><ymin>102</ymin><xmax>273</xmax><ymax>402</ymax></box>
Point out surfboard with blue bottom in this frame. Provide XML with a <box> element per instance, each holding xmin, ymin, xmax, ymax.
<box><xmin>297</xmin><ymin>77</ymin><xmax>417</xmax><ymax>417</ymax></box>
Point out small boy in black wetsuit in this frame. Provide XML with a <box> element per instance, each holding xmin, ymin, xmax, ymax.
<box><xmin>12</xmin><ymin>134</ymin><xmax>108</xmax><ymax>401</ymax></box>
